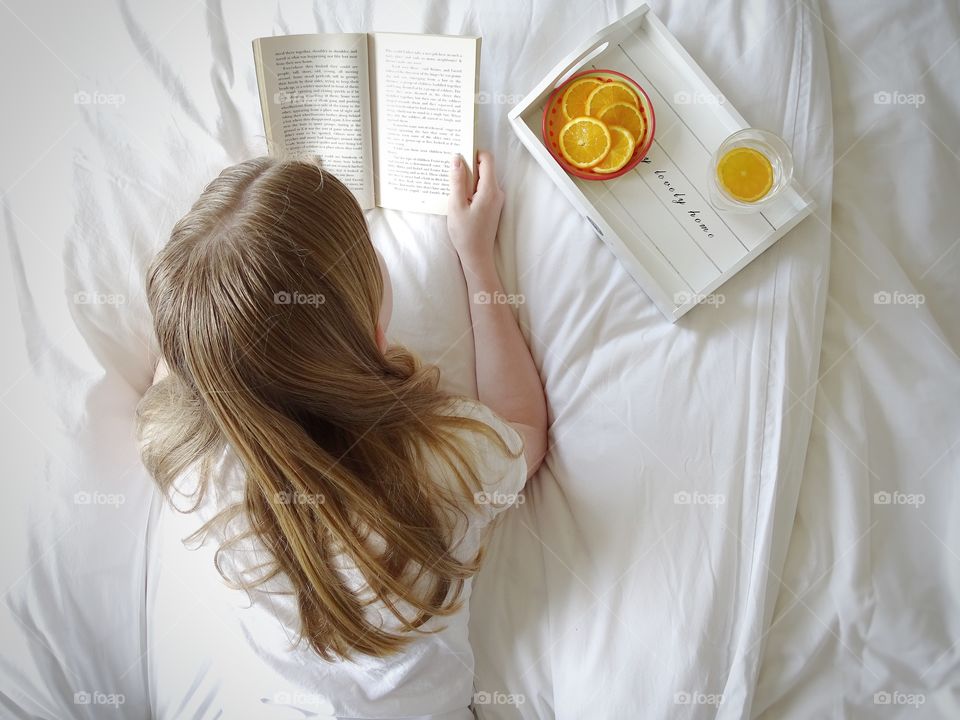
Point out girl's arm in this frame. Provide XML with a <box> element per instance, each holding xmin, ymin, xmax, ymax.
<box><xmin>447</xmin><ymin>152</ymin><xmax>548</xmax><ymax>477</ymax></box>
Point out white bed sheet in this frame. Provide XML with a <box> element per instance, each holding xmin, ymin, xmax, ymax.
<box><xmin>751</xmin><ymin>1</ymin><xmax>960</xmax><ymax>718</ymax></box>
<box><xmin>0</xmin><ymin>0</ymin><xmax>833</xmax><ymax>718</ymax></box>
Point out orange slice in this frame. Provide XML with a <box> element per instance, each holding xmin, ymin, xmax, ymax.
<box><xmin>562</xmin><ymin>77</ymin><xmax>603</xmax><ymax>121</ymax></box>
<box><xmin>596</xmin><ymin>102</ymin><xmax>646</xmax><ymax>144</ymax></box>
<box><xmin>593</xmin><ymin>126</ymin><xmax>636</xmax><ymax>174</ymax></box>
<box><xmin>559</xmin><ymin>116</ymin><xmax>612</xmax><ymax>168</ymax></box>
<box><xmin>716</xmin><ymin>147</ymin><xmax>774</xmax><ymax>202</ymax></box>
<box><xmin>586</xmin><ymin>81</ymin><xmax>639</xmax><ymax>117</ymax></box>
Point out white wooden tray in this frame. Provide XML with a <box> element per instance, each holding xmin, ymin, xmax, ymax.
<box><xmin>508</xmin><ymin>4</ymin><xmax>813</xmax><ymax>322</ymax></box>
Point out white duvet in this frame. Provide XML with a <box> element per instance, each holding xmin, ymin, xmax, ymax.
<box><xmin>0</xmin><ymin>0</ymin><xmax>846</xmax><ymax>718</ymax></box>
<box><xmin>752</xmin><ymin>1</ymin><xmax>960</xmax><ymax>718</ymax></box>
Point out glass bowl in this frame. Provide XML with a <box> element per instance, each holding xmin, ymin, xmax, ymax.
<box><xmin>708</xmin><ymin>128</ymin><xmax>793</xmax><ymax>212</ymax></box>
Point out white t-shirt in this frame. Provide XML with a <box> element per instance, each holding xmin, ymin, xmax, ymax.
<box><xmin>146</xmin><ymin>398</ymin><xmax>526</xmax><ymax>720</ymax></box>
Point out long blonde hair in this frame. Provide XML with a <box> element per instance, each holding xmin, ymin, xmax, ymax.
<box><xmin>138</xmin><ymin>156</ymin><xmax>513</xmax><ymax>660</ymax></box>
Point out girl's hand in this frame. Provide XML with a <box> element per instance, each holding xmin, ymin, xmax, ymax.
<box><xmin>447</xmin><ymin>151</ymin><xmax>505</xmax><ymax>272</ymax></box>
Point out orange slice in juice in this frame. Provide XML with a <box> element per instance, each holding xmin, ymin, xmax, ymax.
<box><xmin>597</xmin><ymin>102</ymin><xmax>646</xmax><ymax>145</ymax></box>
<box><xmin>586</xmin><ymin>81</ymin><xmax>639</xmax><ymax>117</ymax></box>
<box><xmin>716</xmin><ymin>147</ymin><xmax>774</xmax><ymax>202</ymax></box>
<box><xmin>593</xmin><ymin>126</ymin><xmax>636</xmax><ymax>174</ymax></box>
<box><xmin>559</xmin><ymin>116</ymin><xmax>611</xmax><ymax>168</ymax></box>
<box><xmin>562</xmin><ymin>77</ymin><xmax>603</xmax><ymax>121</ymax></box>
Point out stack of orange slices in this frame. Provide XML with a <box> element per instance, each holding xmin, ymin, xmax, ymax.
<box><xmin>558</xmin><ymin>77</ymin><xmax>647</xmax><ymax>174</ymax></box>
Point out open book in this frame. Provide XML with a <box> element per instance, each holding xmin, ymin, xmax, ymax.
<box><xmin>253</xmin><ymin>32</ymin><xmax>480</xmax><ymax>215</ymax></box>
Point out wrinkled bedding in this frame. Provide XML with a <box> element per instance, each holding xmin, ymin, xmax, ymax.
<box><xmin>0</xmin><ymin>0</ymin><xmax>841</xmax><ymax>717</ymax></box>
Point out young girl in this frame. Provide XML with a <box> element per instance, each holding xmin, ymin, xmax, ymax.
<box><xmin>138</xmin><ymin>152</ymin><xmax>548</xmax><ymax>718</ymax></box>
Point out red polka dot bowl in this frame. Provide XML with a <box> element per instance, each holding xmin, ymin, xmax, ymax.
<box><xmin>542</xmin><ymin>69</ymin><xmax>656</xmax><ymax>181</ymax></box>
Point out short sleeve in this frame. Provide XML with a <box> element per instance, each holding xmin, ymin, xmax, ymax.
<box><xmin>441</xmin><ymin>398</ymin><xmax>528</xmax><ymax>524</ymax></box>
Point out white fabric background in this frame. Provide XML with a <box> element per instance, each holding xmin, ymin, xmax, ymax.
<box><xmin>0</xmin><ymin>0</ymin><xmax>954</xmax><ymax>718</ymax></box>
<box><xmin>751</xmin><ymin>2</ymin><xmax>960</xmax><ymax>718</ymax></box>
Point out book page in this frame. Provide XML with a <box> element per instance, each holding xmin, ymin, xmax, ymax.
<box><xmin>369</xmin><ymin>33</ymin><xmax>479</xmax><ymax>215</ymax></box>
<box><xmin>253</xmin><ymin>34</ymin><xmax>375</xmax><ymax>209</ymax></box>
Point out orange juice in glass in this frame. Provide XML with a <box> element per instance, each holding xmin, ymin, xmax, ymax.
<box><xmin>709</xmin><ymin>129</ymin><xmax>793</xmax><ymax>213</ymax></box>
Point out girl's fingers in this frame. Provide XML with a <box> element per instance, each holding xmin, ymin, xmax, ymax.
<box><xmin>448</xmin><ymin>154</ymin><xmax>472</xmax><ymax>208</ymax></box>
<box><xmin>475</xmin><ymin>151</ymin><xmax>497</xmax><ymax>196</ymax></box>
